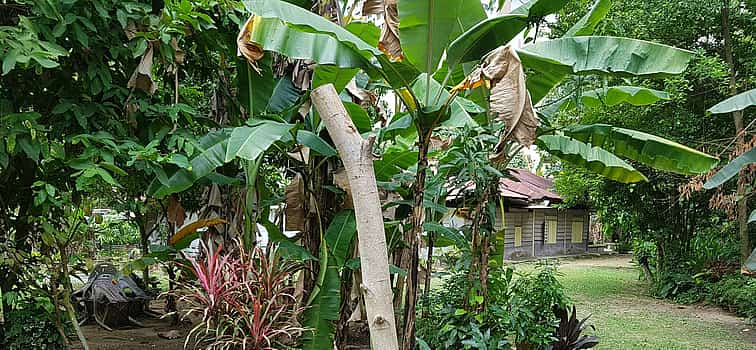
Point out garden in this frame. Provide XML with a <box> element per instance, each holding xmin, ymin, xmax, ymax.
<box><xmin>1</xmin><ymin>0</ymin><xmax>754</xmax><ymax>349</ymax></box>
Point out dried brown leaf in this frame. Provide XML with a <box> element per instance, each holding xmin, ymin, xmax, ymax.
<box><xmin>456</xmin><ymin>46</ymin><xmax>538</xmax><ymax>159</ymax></box>
<box><xmin>378</xmin><ymin>0</ymin><xmax>403</xmax><ymax>60</ymax></box>
<box><xmin>237</xmin><ymin>15</ymin><xmax>264</xmax><ymax>63</ymax></box>
<box><xmin>127</xmin><ymin>44</ymin><xmax>157</xmax><ymax>94</ymax></box>
<box><xmin>285</xmin><ymin>174</ymin><xmax>306</xmax><ymax>231</ymax></box>
<box><xmin>167</xmin><ymin>195</ymin><xmax>186</xmax><ymax>227</ymax></box>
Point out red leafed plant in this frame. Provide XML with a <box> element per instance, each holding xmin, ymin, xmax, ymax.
<box><xmin>179</xmin><ymin>239</ymin><xmax>305</xmax><ymax>349</ymax></box>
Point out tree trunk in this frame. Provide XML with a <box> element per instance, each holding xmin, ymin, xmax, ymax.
<box><xmin>721</xmin><ymin>0</ymin><xmax>749</xmax><ymax>262</ymax></box>
<box><xmin>311</xmin><ymin>84</ymin><xmax>399</xmax><ymax>350</ymax></box>
<box><xmin>59</xmin><ymin>245</ymin><xmax>89</xmax><ymax>350</ymax></box>
<box><xmin>402</xmin><ymin>131</ymin><xmax>431</xmax><ymax>350</ymax></box>
<box><xmin>421</xmin><ymin>232</ymin><xmax>434</xmax><ymax>311</ymax></box>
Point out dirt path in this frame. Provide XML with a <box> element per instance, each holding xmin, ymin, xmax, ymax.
<box><xmin>556</xmin><ymin>255</ymin><xmax>756</xmax><ymax>349</ymax></box>
<box><xmin>73</xmin><ymin>309</ymin><xmax>190</xmax><ymax>350</ymax></box>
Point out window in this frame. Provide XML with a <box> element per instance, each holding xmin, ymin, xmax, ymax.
<box><xmin>546</xmin><ymin>216</ymin><xmax>557</xmax><ymax>244</ymax></box>
<box><xmin>572</xmin><ymin>220</ymin><xmax>584</xmax><ymax>243</ymax></box>
<box><xmin>514</xmin><ymin>226</ymin><xmax>522</xmax><ymax>247</ymax></box>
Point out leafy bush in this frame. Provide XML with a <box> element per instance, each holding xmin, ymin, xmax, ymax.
<box><xmin>178</xmin><ymin>240</ymin><xmax>305</xmax><ymax>349</ymax></box>
<box><xmin>96</xmin><ymin>219</ymin><xmax>140</xmax><ymax>246</ymax></box>
<box><xmin>417</xmin><ymin>261</ymin><xmax>571</xmax><ymax>350</ymax></box>
<box><xmin>1</xmin><ymin>297</ymin><xmax>69</xmax><ymax>350</ymax></box>
<box><xmin>708</xmin><ymin>274</ymin><xmax>756</xmax><ymax>320</ymax></box>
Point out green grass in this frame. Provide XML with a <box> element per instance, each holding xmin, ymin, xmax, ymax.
<box><xmin>554</xmin><ymin>259</ymin><xmax>755</xmax><ymax>350</ymax></box>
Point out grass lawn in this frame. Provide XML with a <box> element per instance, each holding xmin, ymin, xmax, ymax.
<box><xmin>551</xmin><ymin>256</ymin><xmax>756</xmax><ymax>350</ymax></box>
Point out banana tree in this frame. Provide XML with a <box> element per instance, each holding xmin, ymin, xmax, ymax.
<box><xmin>235</xmin><ymin>0</ymin><xmax>718</xmax><ymax>348</ymax></box>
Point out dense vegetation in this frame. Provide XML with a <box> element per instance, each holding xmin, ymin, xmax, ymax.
<box><xmin>551</xmin><ymin>0</ymin><xmax>756</xmax><ymax>321</ymax></box>
<box><xmin>0</xmin><ymin>0</ymin><xmax>753</xmax><ymax>349</ymax></box>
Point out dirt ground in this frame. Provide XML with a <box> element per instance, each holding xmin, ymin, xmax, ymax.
<box><xmin>73</xmin><ymin>306</ymin><xmax>190</xmax><ymax>350</ymax></box>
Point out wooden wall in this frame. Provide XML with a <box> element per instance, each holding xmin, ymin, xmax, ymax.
<box><xmin>496</xmin><ymin>207</ymin><xmax>590</xmax><ymax>261</ymax></box>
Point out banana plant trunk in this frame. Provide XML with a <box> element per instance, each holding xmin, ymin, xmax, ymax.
<box><xmin>311</xmin><ymin>84</ymin><xmax>399</xmax><ymax>350</ymax></box>
<box><xmin>403</xmin><ymin>130</ymin><xmax>431</xmax><ymax>350</ymax></box>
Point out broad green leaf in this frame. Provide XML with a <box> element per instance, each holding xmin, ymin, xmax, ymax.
<box><xmin>423</xmin><ymin>222</ymin><xmax>467</xmax><ymax>248</ymax></box>
<box><xmin>377</xmin><ymin>55</ymin><xmax>421</xmax><ymax>90</ymax></box>
<box><xmin>324</xmin><ymin>210</ymin><xmax>357</xmax><ymax>267</ymax></box>
<box><xmin>297</xmin><ymin>130</ymin><xmax>337</xmax><ymax>157</ymax></box>
<box><xmin>343</xmin><ymin>102</ymin><xmax>373</xmax><ymax>133</ymax></box>
<box><xmin>446</xmin><ymin>14</ymin><xmax>529</xmax><ymax>68</ymax></box>
<box><xmin>397</xmin><ymin>0</ymin><xmax>486</xmax><ymax>74</ymax></box>
<box><xmin>245</xmin><ymin>16</ymin><xmax>372</xmax><ymax>70</ymax></box>
<box><xmin>238</xmin><ymin>56</ymin><xmax>301</xmax><ymax>115</ymax></box>
<box><xmin>244</xmin><ymin>0</ymin><xmax>380</xmax><ymax>57</ymax></box>
<box><xmin>563</xmin><ymin>124</ymin><xmax>719</xmax><ymax>175</ymax></box>
<box><xmin>301</xmin><ymin>259</ymin><xmax>340</xmax><ymax>350</ymax></box>
<box><xmin>278</xmin><ymin>240</ymin><xmax>318</xmax><ymax>261</ymax></box>
<box><xmin>708</xmin><ymin>88</ymin><xmax>756</xmax><ymax>114</ymax></box>
<box><xmin>750</xmin><ymin>210</ymin><xmax>755</xmax><ymax>224</ymax></box>
<box><xmin>374</xmin><ymin>144</ymin><xmax>418</xmax><ymax>181</ymax></box>
<box><xmin>225</xmin><ymin>120</ymin><xmax>294</xmax><ymax>162</ymax></box>
<box><xmin>511</xmin><ymin>0</ymin><xmax>570</xmax><ymax>19</ymax></box>
<box><xmin>2</xmin><ymin>50</ymin><xmax>18</xmax><ymax>75</ymax></box>
<box><xmin>537</xmin><ymin>134</ymin><xmax>648</xmax><ymax>183</ymax></box>
<box><xmin>564</xmin><ymin>0</ymin><xmax>611</xmax><ymax>37</ymax></box>
<box><xmin>345</xmin><ymin>21</ymin><xmax>380</xmax><ymax>47</ymax></box>
<box><xmin>519</xmin><ymin>36</ymin><xmax>694</xmax><ymax>103</ymax></box>
<box><xmin>148</xmin><ymin>130</ymin><xmax>230</xmax><ymax>198</ymax></box>
<box><xmin>581</xmin><ymin>86</ymin><xmax>669</xmax><ymax>108</ymax></box>
<box><xmin>703</xmin><ymin>147</ymin><xmax>755</xmax><ymax>189</ymax></box>
<box><xmin>412</xmin><ymin>73</ymin><xmax>478</xmax><ymax>128</ymax></box>
<box><xmin>312</xmin><ymin>65</ymin><xmax>359</xmax><ymax>92</ymax></box>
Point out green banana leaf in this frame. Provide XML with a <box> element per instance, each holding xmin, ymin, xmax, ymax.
<box><xmin>446</xmin><ymin>14</ymin><xmax>529</xmax><ymax>68</ymax></box>
<box><xmin>519</xmin><ymin>36</ymin><xmax>694</xmax><ymax>103</ymax></box>
<box><xmin>246</xmin><ymin>16</ymin><xmax>372</xmax><ymax>70</ymax></box>
<box><xmin>537</xmin><ymin>134</ymin><xmax>648</xmax><ymax>183</ymax></box>
<box><xmin>324</xmin><ymin>209</ymin><xmax>357</xmax><ymax>267</ymax></box>
<box><xmin>703</xmin><ymin>147</ymin><xmax>755</xmax><ymax>189</ymax></box>
<box><xmin>378</xmin><ymin>55</ymin><xmax>422</xmax><ymax>91</ymax></box>
<box><xmin>301</xmin><ymin>259</ymin><xmax>341</xmax><ymax>350</ymax></box>
<box><xmin>581</xmin><ymin>85</ymin><xmax>670</xmax><ymax>108</ymax></box>
<box><xmin>237</xmin><ymin>56</ymin><xmax>300</xmax><ymax>115</ymax></box>
<box><xmin>243</xmin><ymin>0</ymin><xmax>380</xmax><ymax>57</ymax></box>
<box><xmin>312</xmin><ymin>65</ymin><xmax>359</xmax><ymax>93</ymax></box>
<box><xmin>374</xmin><ymin>143</ymin><xmax>418</xmax><ymax>181</ymax></box>
<box><xmin>708</xmin><ymin>88</ymin><xmax>756</xmax><ymax>114</ymax></box>
<box><xmin>564</xmin><ymin>0</ymin><xmax>611</xmax><ymax>36</ymax></box>
<box><xmin>412</xmin><ymin>73</ymin><xmax>479</xmax><ymax>128</ymax></box>
<box><xmin>511</xmin><ymin>0</ymin><xmax>570</xmax><ymax>19</ymax></box>
<box><xmin>563</xmin><ymin>124</ymin><xmax>718</xmax><ymax>175</ymax></box>
<box><xmin>296</xmin><ymin>130</ymin><xmax>337</xmax><ymax>157</ymax></box>
<box><xmin>148</xmin><ymin>130</ymin><xmax>230</xmax><ymax>198</ymax></box>
<box><xmin>423</xmin><ymin>222</ymin><xmax>467</xmax><ymax>248</ymax></box>
<box><xmin>750</xmin><ymin>209</ymin><xmax>755</xmax><ymax>224</ymax></box>
<box><xmin>224</xmin><ymin>120</ymin><xmax>294</xmax><ymax>162</ymax></box>
<box><xmin>397</xmin><ymin>0</ymin><xmax>486</xmax><ymax>74</ymax></box>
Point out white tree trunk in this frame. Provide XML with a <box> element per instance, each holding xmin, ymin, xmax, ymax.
<box><xmin>311</xmin><ymin>84</ymin><xmax>399</xmax><ymax>350</ymax></box>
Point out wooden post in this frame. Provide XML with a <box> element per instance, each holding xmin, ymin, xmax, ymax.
<box><xmin>311</xmin><ymin>84</ymin><xmax>399</xmax><ymax>350</ymax></box>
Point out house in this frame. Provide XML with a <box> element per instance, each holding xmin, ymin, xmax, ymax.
<box><xmin>445</xmin><ymin>169</ymin><xmax>592</xmax><ymax>261</ymax></box>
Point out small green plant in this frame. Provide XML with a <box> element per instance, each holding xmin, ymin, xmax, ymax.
<box><xmin>1</xmin><ymin>296</ymin><xmax>70</xmax><ymax>350</ymax></box>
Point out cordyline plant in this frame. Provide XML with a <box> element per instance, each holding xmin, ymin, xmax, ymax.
<box><xmin>177</xmin><ymin>239</ymin><xmax>306</xmax><ymax>350</ymax></box>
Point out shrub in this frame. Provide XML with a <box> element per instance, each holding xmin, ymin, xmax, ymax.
<box><xmin>708</xmin><ymin>274</ymin><xmax>756</xmax><ymax>320</ymax></box>
<box><xmin>178</xmin><ymin>240</ymin><xmax>305</xmax><ymax>349</ymax></box>
<box><xmin>1</xmin><ymin>297</ymin><xmax>70</xmax><ymax>350</ymax></box>
<box><xmin>417</xmin><ymin>260</ymin><xmax>571</xmax><ymax>350</ymax></box>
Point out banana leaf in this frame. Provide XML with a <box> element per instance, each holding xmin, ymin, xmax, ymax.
<box><xmin>511</xmin><ymin>0</ymin><xmax>570</xmax><ymax>19</ymax></box>
<box><xmin>581</xmin><ymin>85</ymin><xmax>669</xmax><ymax>108</ymax></box>
<box><xmin>446</xmin><ymin>14</ymin><xmax>528</xmax><ymax>68</ymax></box>
<box><xmin>301</xmin><ymin>259</ymin><xmax>341</xmax><ymax>350</ymax></box>
<box><xmin>703</xmin><ymin>147</ymin><xmax>755</xmax><ymax>189</ymax></box>
<box><xmin>519</xmin><ymin>36</ymin><xmax>694</xmax><ymax>103</ymax></box>
<box><xmin>224</xmin><ymin>120</ymin><xmax>294</xmax><ymax>162</ymax></box>
<box><xmin>324</xmin><ymin>209</ymin><xmax>357</xmax><ymax>267</ymax></box>
<box><xmin>564</xmin><ymin>0</ymin><xmax>611</xmax><ymax>36</ymax></box>
<box><xmin>397</xmin><ymin>0</ymin><xmax>486</xmax><ymax>74</ymax></box>
<box><xmin>708</xmin><ymin>88</ymin><xmax>756</xmax><ymax>114</ymax></box>
<box><xmin>563</xmin><ymin>124</ymin><xmax>718</xmax><ymax>175</ymax></box>
<box><xmin>537</xmin><ymin>134</ymin><xmax>648</xmax><ymax>183</ymax></box>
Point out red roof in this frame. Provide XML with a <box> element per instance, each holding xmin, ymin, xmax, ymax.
<box><xmin>498</xmin><ymin>169</ymin><xmax>561</xmax><ymax>202</ymax></box>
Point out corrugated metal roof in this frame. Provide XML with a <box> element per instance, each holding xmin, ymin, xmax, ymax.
<box><xmin>498</xmin><ymin>169</ymin><xmax>562</xmax><ymax>202</ymax></box>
